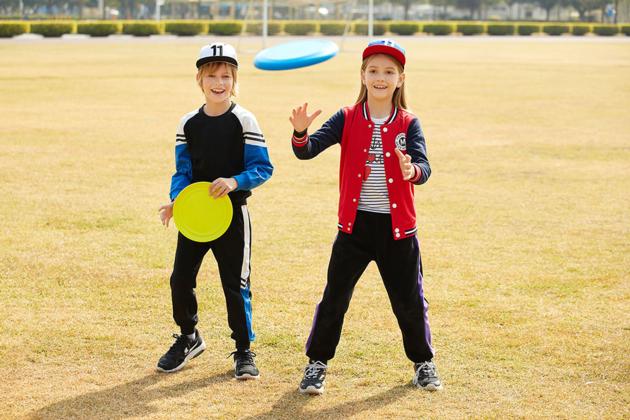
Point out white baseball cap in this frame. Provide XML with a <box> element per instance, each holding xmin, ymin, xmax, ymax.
<box><xmin>196</xmin><ymin>42</ymin><xmax>238</xmax><ymax>69</ymax></box>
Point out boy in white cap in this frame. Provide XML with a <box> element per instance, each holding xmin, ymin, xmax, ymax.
<box><xmin>157</xmin><ymin>42</ymin><xmax>273</xmax><ymax>379</ymax></box>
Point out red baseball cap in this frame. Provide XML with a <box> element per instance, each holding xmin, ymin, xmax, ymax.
<box><xmin>362</xmin><ymin>39</ymin><xmax>406</xmax><ymax>68</ymax></box>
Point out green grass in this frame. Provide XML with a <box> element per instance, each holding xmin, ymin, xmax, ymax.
<box><xmin>1</xmin><ymin>38</ymin><xmax>629</xmax><ymax>418</ymax></box>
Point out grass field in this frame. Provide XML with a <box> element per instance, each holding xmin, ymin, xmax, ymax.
<box><xmin>1</xmin><ymin>36</ymin><xmax>629</xmax><ymax>419</ymax></box>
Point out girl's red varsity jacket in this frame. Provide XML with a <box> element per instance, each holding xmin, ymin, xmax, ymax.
<box><xmin>292</xmin><ymin>101</ymin><xmax>431</xmax><ymax>240</ymax></box>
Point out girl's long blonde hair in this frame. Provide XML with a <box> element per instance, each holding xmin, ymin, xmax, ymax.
<box><xmin>355</xmin><ymin>54</ymin><xmax>407</xmax><ymax>110</ymax></box>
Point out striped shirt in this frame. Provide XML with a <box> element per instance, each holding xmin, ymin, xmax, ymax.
<box><xmin>357</xmin><ymin>116</ymin><xmax>390</xmax><ymax>214</ymax></box>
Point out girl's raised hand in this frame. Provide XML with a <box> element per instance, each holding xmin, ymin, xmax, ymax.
<box><xmin>395</xmin><ymin>149</ymin><xmax>414</xmax><ymax>181</ymax></box>
<box><xmin>290</xmin><ymin>102</ymin><xmax>322</xmax><ymax>133</ymax></box>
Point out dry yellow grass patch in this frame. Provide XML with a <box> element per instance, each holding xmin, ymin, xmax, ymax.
<box><xmin>0</xmin><ymin>37</ymin><xmax>628</xmax><ymax>418</ymax></box>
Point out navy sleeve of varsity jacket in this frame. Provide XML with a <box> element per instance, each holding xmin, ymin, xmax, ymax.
<box><xmin>406</xmin><ymin>117</ymin><xmax>431</xmax><ymax>185</ymax></box>
<box><xmin>292</xmin><ymin>109</ymin><xmax>345</xmax><ymax>160</ymax></box>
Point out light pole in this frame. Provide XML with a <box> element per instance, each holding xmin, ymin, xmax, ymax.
<box><xmin>263</xmin><ymin>0</ymin><xmax>268</xmax><ymax>47</ymax></box>
<box><xmin>368</xmin><ymin>0</ymin><xmax>373</xmax><ymax>37</ymax></box>
<box><xmin>155</xmin><ymin>0</ymin><xmax>163</xmax><ymax>20</ymax></box>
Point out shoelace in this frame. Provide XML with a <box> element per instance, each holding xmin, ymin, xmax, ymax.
<box><xmin>228</xmin><ymin>350</ymin><xmax>257</xmax><ymax>365</ymax></box>
<box><xmin>415</xmin><ymin>361</ymin><xmax>436</xmax><ymax>378</ymax></box>
<box><xmin>167</xmin><ymin>334</ymin><xmax>190</xmax><ymax>356</ymax></box>
<box><xmin>304</xmin><ymin>361</ymin><xmax>327</xmax><ymax>379</ymax></box>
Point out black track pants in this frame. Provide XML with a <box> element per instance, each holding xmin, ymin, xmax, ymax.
<box><xmin>170</xmin><ymin>204</ymin><xmax>255</xmax><ymax>351</ymax></box>
<box><xmin>305</xmin><ymin>210</ymin><xmax>434</xmax><ymax>363</ymax></box>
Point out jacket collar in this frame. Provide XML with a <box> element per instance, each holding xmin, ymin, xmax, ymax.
<box><xmin>361</xmin><ymin>101</ymin><xmax>398</xmax><ymax>125</ymax></box>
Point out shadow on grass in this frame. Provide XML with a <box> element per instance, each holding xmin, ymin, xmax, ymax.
<box><xmin>244</xmin><ymin>384</ymin><xmax>412</xmax><ymax>420</ymax></box>
<box><xmin>30</xmin><ymin>370</ymin><xmax>233</xmax><ymax>419</ymax></box>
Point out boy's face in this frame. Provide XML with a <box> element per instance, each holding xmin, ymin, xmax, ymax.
<box><xmin>200</xmin><ymin>63</ymin><xmax>234</xmax><ymax>105</ymax></box>
<box><xmin>361</xmin><ymin>54</ymin><xmax>404</xmax><ymax>102</ymax></box>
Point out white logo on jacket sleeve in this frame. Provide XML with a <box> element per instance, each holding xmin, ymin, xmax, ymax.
<box><xmin>395</xmin><ymin>133</ymin><xmax>406</xmax><ymax>151</ymax></box>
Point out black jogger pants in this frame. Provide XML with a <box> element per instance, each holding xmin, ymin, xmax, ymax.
<box><xmin>305</xmin><ymin>210</ymin><xmax>434</xmax><ymax>363</ymax></box>
<box><xmin>170</xmin><ymin>203</ymin><xmax>255</xmax><ymax>351</ymax></box>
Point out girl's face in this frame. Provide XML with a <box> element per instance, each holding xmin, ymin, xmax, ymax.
<box><xmin>361</xmin><ymin>54</ymin><xmax>405</xmax><ymax>102</ymax></box>
<box><xmin>200</xmin><ymin>63</ymin><xmax>234</xmax><ymax>105</ymax></box>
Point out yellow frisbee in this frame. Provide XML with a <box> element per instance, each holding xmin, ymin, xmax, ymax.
<box><xmin>173</xmin><ymin>182</ymin><xmax>233</xmax><ymax>242</ymax></box>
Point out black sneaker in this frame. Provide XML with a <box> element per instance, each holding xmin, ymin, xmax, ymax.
<box><xmin>299</xmin><ymin>361</ymin><xmax>327</xmax><ymax>395</ymax></box>
<box><xmin>230</xmin><ymin>350</ymin><xmax>260</xmax><ymax>380</ymax></box>
<box><xmin>413</xmin><ymin>360</ymin><xmax>442</xmax><ymax>391</ymax></box>
<box><xmin>156</xmin><ymin>330</ymin><xmax>206</xmax><ymax>373</ymax></box>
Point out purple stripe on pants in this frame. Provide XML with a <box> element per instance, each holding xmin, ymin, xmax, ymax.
<box><xmin>305</xmin><ymin>303</ymin><xmax>320</xmax><ymax>353</ymax></box>
<box><xmin>417</xmin><ymin>271</ymin><xmax>433</xmax><ymax>354</ymax></box>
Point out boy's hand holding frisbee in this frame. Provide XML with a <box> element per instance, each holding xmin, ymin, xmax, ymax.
<box><xmin>210</xmin><ymin>177</ymin><xmax>237</xmax><ymax>198</ymax></box>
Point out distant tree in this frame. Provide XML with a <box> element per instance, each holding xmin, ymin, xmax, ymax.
<box><xmin>67</xmin><ymin>0</ymin><xmax>97</xmax><ymax>18</ymax></box>
<box><xmin>431</xmin><ymin>0</ymin><xmax>457</xmax><ymax>19</ymax></box>
<box><xmin>118</xmin><ymin>0</ymin><xmax>136</xmax><ymax>18</ymax></box>
<box><xmin>390</xmin><ymin>0</ymin><xmax>415</xmax><ymax>19</ymax></box>
<box><xmin>0</xmin><ymin>0</ymin><xmax>18</xmax><ymax>14</ymax></box>
<box><xmin>455</xmin><ymin>0</ymin><xmax>500</xmax><ymax>19</ymax></box>
<box><xmin>23</xmin><ymin>0</ymin><xmax>48</xmax><ymax>14</ymax></box>
<box><xmin>456</xmin><ymin>0</ymin><xmax>482</xmax><ymax>18</ymax></box>
<box><xmin>503</xmin><ymin>0</ymin><xmax>528</xmax><ymax>19</ymax></box>
<box><xmin>482</xmin><ymin>0</ymin><xmax>501</xmax><ymax>18</ymax></box>
<box><xmin>537</xmin><ymin>0</ymin><xmax>558</xmax><ymax>19</ymax></box>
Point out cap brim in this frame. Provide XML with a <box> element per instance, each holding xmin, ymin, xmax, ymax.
<box><xmin>362</xmin><ymin>45</ymin><xmax>405</xmax><ymax>67</ymax></box>
<box><xmin>196</xmin><ymin>56</ymin><xmax>238</xmax><ymax>69</ymax></box>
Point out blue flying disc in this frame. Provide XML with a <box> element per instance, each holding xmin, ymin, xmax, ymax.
<box><xmin>254</xmin><ymin>39</ymin><xmax>339</xmax><ymax>71</ymax></box>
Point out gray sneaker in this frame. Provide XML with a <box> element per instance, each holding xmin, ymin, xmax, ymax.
<box><xmin>299</xmin><ymin>361</ymin><xmax>327</xmax><ymax>395</ymax></box>
<box><xmin>230</xmin><ymin>350</ymin><xmax>260</xmax><ymax>380</ymax></box>
<box><xmin>413</xmin><ymin>360</ymin><xmax>443</xmax><ymax>391</ymax></box>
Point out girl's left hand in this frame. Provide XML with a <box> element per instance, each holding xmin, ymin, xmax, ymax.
<box><xmin>395</xmin><ymin>149</ymin><xmax>414</xmax><ymax>181</ymax></box>
<box><xmin>210</xmin><ymin>177</ymin><xmax>238</xmax><ymax>198</ymax></box>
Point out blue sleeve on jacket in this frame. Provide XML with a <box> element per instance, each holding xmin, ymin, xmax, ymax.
<box><xmin>234</xmin><ymin>143</ymin><xmax>274</xmax><ymax>191</ymax></box>
<box><xmin>406</xmin><ymin>117</ymin><xmax>431</xmax><ymax>185</ymax></box>
<box><xmin>292</xmin><ymin>109</ymin><xmax>345</xmax><ymax>160</ymax></box>
<box><xmin>169</xmin><ymin>143</ymin><xmax>193</xmax><ymax>201</ymax></box>
<box><xmin>232</xmin><ymin>107</ymin><xmax>273</xmax><ymax>191</ymax></box>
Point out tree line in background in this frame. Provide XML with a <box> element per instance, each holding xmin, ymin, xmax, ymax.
<box><xmin>0</xmin><ymin>0</ymin><xmax>624</xmax><ymax>23</ymax></box>
<box><xmin>392</xmin><ymin>0</ymin><xmax>619</xmax><ymax>21</ymax></box>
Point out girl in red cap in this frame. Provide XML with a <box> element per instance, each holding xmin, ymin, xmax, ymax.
<box><xmin>290</xmin><ymin>39</ymin><xmax>442</xmax><ymax>394</ymax></box>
